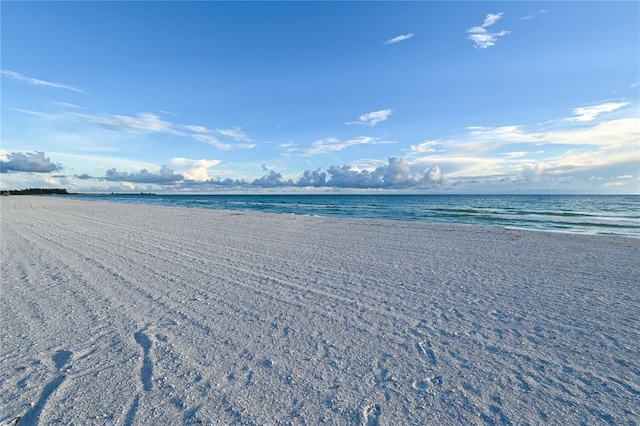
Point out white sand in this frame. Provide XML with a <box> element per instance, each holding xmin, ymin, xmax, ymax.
<box><xmin>1</xmin><ymin>196</ymin><xmax>638</xmax><ymax>425</ymax></box>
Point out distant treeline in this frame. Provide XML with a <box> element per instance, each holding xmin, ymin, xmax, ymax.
<box><xmin>1</xmin><ymin>188</ymin><xmax>71</xmax><ymax>196</ymax></box>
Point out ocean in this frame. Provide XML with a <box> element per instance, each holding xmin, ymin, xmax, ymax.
<box><xmin>68</xmin><ymin>194</ymin><xmax>640</xmax><ymax>238</ymax></box>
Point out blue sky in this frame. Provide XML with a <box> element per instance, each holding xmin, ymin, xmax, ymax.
<box><xmin>1</xmin><ymin>1</ymin><xmax>638</xmax><ymax>193</ymax></box>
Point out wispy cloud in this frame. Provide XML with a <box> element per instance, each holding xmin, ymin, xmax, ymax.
<box><xmin>213</xmin><ymin>128</ymin><xmax>253</xmax><ymax>143</ymax></box>
<box><xmin>12</xmin><ymin>105</ymin><xmax>258</xmax><ymax>152</ymax></box>
<box><xmin>568</xmin><ymin>102</ymin><xmax>630</xmax><ymax>122</ymax></box>
<box><xmin>79</xmin><ymin>112</ymin><xmax>181</xmax><ymax>135</ymax></box>
<box><xmin>50</xmin><ymin>101</ymin><xmax>86</xmax><ymax>109</ymax></box>
<box><xmin>467</xmin><ymin>13</ymin><xmax>510</xmax><ymax>49</ymax></box>
<box><xmin>286</xmin><ymin>136</ymin><xmax>394</xmax><ymax>156</ymax></box>
<box><xmin>463</xmin><ymin>116</ymin><xmax>638</xmax><ymax>149</ymax></box>
<box><xmin>384</xmin><ymin>33</ymin><xmax>414</xmax><ymax>45</ymax></box>
<box><xmin>10</xmin><ymin>108</ymin><xmax>57</xmax><ymax>118</ymax></box>
<box><xmin>183</xmin><ymin>125</ymin><xmax>255</xmax><ymax>150</ymax></box>
<box><xmin>522</xmin><ymin>9</ymin><xmax>548</xmax><ymax>21</ymax></box>
<box><xmin>346</xmin><ymin>109</ymin><xmax>393</xmax><ymax>126</ymax></box>
<box><xmin>503</xmin><ymin>151</ymin><xmax>528</xmax><ymax>158</ymax></box>
<box><xmin>408</xmin><ymin>140</ymin><xmax>443</xmax><ymax>156</ymax></box>
<box><xmin>0</xmin><ymin>69</ymin><xmax>83</xmax><ymax>92</ymax></box>
<box><xmin>408</xmin><ymin>110</ymin><xmax>639</xmax><ymax>186</ymax></box>
<box><xmin>75</xmin><ymin>111</ymin><xmax>255</xmax><ymax>150</ymax></box>
<box><xmin>295</xmin><ymin>136</ymin><xmax>375</xmax><ymax>156</ymax></box>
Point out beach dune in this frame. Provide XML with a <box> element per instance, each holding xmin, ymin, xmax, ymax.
<box><xmin>1</xmin><ymin>197</ymin><xmax>638</xmax><ymax>424</ymax></box>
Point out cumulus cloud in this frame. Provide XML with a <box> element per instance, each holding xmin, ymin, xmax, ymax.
<box><xmin>169</xmin><ymin>157</ymin><xmax>221</xmax><ymax>181</ymax></box>
<box><xmin>384</xmin><ymin>33</ymin><xmax>414</xmax><ymax>45</ymax></box>
<box><xmin>1</xmin><ymin>69</ymin><xmax>83</xmax><ymax>92</ymax></box>
<box><xmin>252</xmin><ymin>170</ymin><xmax>294</xmax><ymax>187</ymax></box>
<box><xmin>296</xmin><ymin>168</ymin><xmax>327</xmax><ymax>187</ymax></box>
<box><xmin>568</xmin><ymin>102</ymin><xmax>630</xmax><ymax>122</ymax></box>
<box><xmin>102</xmin><ymin>165</ymin><xmax>184</xmax><ymax>185</ymax></box>
<box><xmin>76</xmin><ymin>158</ymin><xmax>446</xmax><ymax>190</ymax></box>
<box><xmin>326</xmin><ymin>158</ymin><xmax>445</xmax><ymax>189</ymax></box>
<box><xmin>167</xmin><ymin>158</ymin><xmax>446</xmax><ymax>190</ymax></box>
<box><xmin>467</xmin><ymin>13</ymin><xmax>510</xmax><ymax>49</ymax></box>
<box><xmin>346</xmin><ymin>109</ymin><xmax>393</xmax><ymax>127</ymax></box>
<box><xmin>521</xmin><ymin>163</ymin><xmax>546</xmax><ymax>181</ymax></box>
<box><xmin>0</xmin><ymin>151</ymin><xmax>62</xmax><ymax>173</ymax></box>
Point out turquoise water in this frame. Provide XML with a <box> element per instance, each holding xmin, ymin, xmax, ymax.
<box><xmin>69</xmin><ymin>194</ymin><xmax>640</xmax><ymax>238</ymax></box>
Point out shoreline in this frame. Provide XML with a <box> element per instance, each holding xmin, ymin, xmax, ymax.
<box><xmin>2</xmin><ymin>196</ymin><xmax>639</xmax><ymax>424</ymax></box>
<box><xmin>55</xmin><ymin>193</ymin><xmax>640</xmax><ymax>238</ymax></box>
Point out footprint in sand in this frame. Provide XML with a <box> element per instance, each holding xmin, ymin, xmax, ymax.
<box><xmin>412</xmin><ymin>375</ymin><xmax>444</xmax><ymax>392</ymax></box>
<box><xmin>362</xmin><ymin>403</ymin><xmax>382</xmax><ymax>426</ymax></box>
<box><xmin>126</xmin><ymin>329</ymin><xmax>154</xmax><ymax>425</ymax></box>
<box><xmin>19</xmin><ymin>349</ymin><xmax>74</xmax><ymax>424</ymax></box>
<box><xmin>416</xmin><ymin>341</ymin><xmax>437</xmax><ymax>366</ymax></box>
<box><xmin>412</xmin><ymin>379</ymin><xmax>429</xmax><ymax>391</ymax></box>
<box><xmin>134</xmin><ymin>328</ymin><xmax>153</xmax><ymax>392</ymax></box>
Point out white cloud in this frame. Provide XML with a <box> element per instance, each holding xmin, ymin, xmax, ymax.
<box><xmin>408</xmin><ymin>140</ymin><xmax>443</xmax><ymax>155</ymax></box>
<box><xmin>103</xmin><ymin>165</ymin><xmax>184</xmax><ymax>185</ymax></box>
<box><xmin>384</xmin><ymin>33</ymin><xmax>414</xmax><ymax>45</ymax></box>
<box><xmin>521</xmin><ymin>10</ymin><xmax>547</xmax><ymax>21</ymax></box>
<box><xmin>346</xmin><ymin>109</ymin><xmax>393</xmax><ymax>126</ymax></box>
<box><xmin>409</xmin><ymin>113</ymin><xmax>639</xmax><ymax>187</ymax></box>
<box><xmin>467</xmin><ymin>13</ymin><xmax>510</xmax><ymax>49</ymax></box>
<box><xmin>0</xmin><ymin>151</ymin><xmax>63</xmax><ymax>173</ymax></box>
<box><xmin>76</xmin><ymin>112</ymin><xmax>255</xmax><ymax>150</ymax></box>
<box><xmin>1</xmin><ymin>69</ymin><xmax>83</xmax><ymax>92</ymax></box>
<box><xmin>190</xmin><ymin>133</ymin><xmax>233</xmax><ymax>151</ymax></box>
<box><xmin>10</xmin><ymin>108</ymin><xmax>57</xmax><ymax>118</ymax></box>
<box><xmin>325</xmin><ymin>157</ymin><xmax>445</xmax><ymax>188</ymax></box>
<box><xmin>300</xmin><ymin>136</ymin><xmax>374</xmax><ymax>155</ymax></box>
<box><xmin>80</xmin><ymin>112</ymin><xmax>181</xmax><ymax>135</ymax></box>
<box><xmin>463</xmin><ymin>116</ymin><xmax>638</xmax><ymax>149</ymax></box>
<box><xmin>504</xmin><ymin>151</ymin><xmax>528</xmax><ymax>158</ymax></box>
<box><xmin>183</xmin><ymin>125</ymin><xmax>209</xmax><ymax>133</ymax></box>
<box><xmin>213</xmin><ymin>128</ymin><xmax>253</xmax><ymax>143</ymax></box>
<box><xmin>288</xmin><ymin>136</ymin><xmax>394</xmax><ymax>156</ymax></box>
<box><xmin>50</xmin><ymin>101</ymin><xmax>86</xmax><ymax>109</ymax></box>
<box><xmin>169</xmin><ymin>157</ymin><xmax>222</xmax><ymax>181</ymax></box>
<box><xmin>547</xmin><ymin>117</ymin><xmax>638</xmax><ymax>146</ymax></box>
<box><xmin>482</xmin><ymin>13</ymin><xmax>504</xmax><ymax>27</ymax></box>
<box><xmin>568</xmin><ymin>102</ymin><xmax>630</xmax><ymax>122</ymax></box>
<box><xmin>182</xmin><ymin>125</ymin><xmax>255</xmax><ymax>149</ymax></box>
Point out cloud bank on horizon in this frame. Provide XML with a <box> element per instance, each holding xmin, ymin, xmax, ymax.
<box><xmin>1</xmin><ymin>2</ymin><xmax>638</xmax><ymax>193</ymax></box>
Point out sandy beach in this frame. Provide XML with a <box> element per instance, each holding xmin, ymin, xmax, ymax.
<box><xmin>1</xmin><ymin>196</ymin><xmax>638</xmax><ymax>425</ymax></box>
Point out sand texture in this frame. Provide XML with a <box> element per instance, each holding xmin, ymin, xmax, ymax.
<box><xmin>1</xmin><ymin>197</ymin><xmax>639</xmax><ymax>425</ymax></box>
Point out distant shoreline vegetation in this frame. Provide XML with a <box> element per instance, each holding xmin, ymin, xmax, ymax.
<box><xmin>1</xmin><ymin>188</ymin><xmax>71</xmax><ymax>195</ymax></box>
